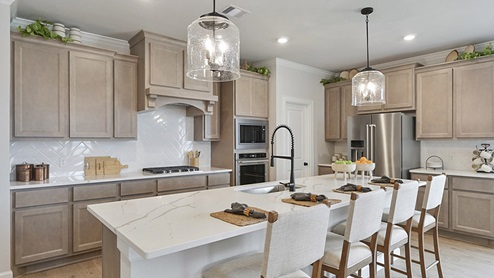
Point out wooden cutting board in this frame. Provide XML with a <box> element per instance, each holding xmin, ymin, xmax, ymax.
<box><xmin>96</xmin><ymin>157</ymin><xmax>116</xmax><ymax>175</ymax></box>
<box><xmin>103</xmin><ymin>159</ymin><xmax>128</xmax><ymax>175</ymax></box>
<box><xmin>84</xmin><ymin>156</ymin><xmax>111</xmax><ymax>176</ymax></box>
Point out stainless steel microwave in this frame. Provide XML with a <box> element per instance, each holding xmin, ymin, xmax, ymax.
<box><xmin>235</xmin><ymin>118</ymin><xmax>268</xmax><ymax>150</ymax></box>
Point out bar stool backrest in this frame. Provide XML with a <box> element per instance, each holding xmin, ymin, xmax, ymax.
<box><xmin>344</xmin><ymin>189</ymin><xmax>386</xmax><ymax>243</ymax></box>
<box><xmin>387</xmin><ymin>181</ymin><xmax>420</xmax><ymax>224</ymax></box>
<box><xmin>261</xmin><ymin>202</ymin><xmax>331</xmax><ymax>278</ymax></box>
<box><xmin>422</xmin><ymin>175</ymin><xmax>447</xmax><ymax>210</ymax></box>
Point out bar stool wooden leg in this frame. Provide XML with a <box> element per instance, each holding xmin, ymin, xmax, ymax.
<box><xmin>433</xmin><ymin>224</ymin><xmax>444</xmax><ymax>278</ymax></box>
<box><xmin>418</xmin><ymin>225</ymin><xmax>427</xmax><ymax>278</ymax></box>
<box><xmin>404</xmin><ymin>239</ymin><xmax>413</xmax><ymax>278</ymax></box>
<box><xmin>383</xmin><ymin>248</ymin><xmax>392</xmax><ymax>278</ymax></box>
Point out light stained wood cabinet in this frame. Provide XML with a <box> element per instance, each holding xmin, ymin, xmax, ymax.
<box><xmin>207</xmin><ymin>173</ymin><xmax>231</xmax><ymax>189</ymax></box>
<box><xmin>114</xmin><ymin>55</ymin><xmax>138</xmax><ymax>138</ymax></box>
<box><xmin>324</xmin><ymin>82</ymin><xmax>356</xmax><ymax>141</ymax></box>
<box><xmin>12</xmin><ymin>33</ymin><xmax>138</xmax><ymax>139</ymax></box>
<box><xmin>357</xmin><ymin>63</ymin><xmax>420</xmax><ymax>114</ymax></box>
<box><xmin>454</xmin><ymin>62</ymin><xmax>494</xmax><ymax>138</ymax></box>
<box><xmin>69</xmin><ymin>51</ymin><xmax>114</xmax><ymax>138</ymax></box>
<box><xmin>318</xmin><ymin>165</ymin><xmax>333</xmax><ymax>175</ymax></box>
<box><xmin>194</xmin><ymin>83</ymin><xmax>220</xmax><ymax>141</ymax></box>
<box><xmin>416</xmin><ymin>67</ymin><xmax>454</xmax><ymax>139</ymax></box>
<box><xmin>233</xmin><ymin>71</ymin><xmax>269</xmax><ymax>118</ymax></box>
<box><xmin>128</xmin><ymin>31</ymin><xmax>217</xmax><ymax>112</ymax></box>
<box><xmin>451</xmin><ymin>176</ymin><xmax>494</xmax><ymax>238</ymax></box>
<box><xmin>14</xmin><ymin>205</ymin><xmax>69</xmax><ymax>265</ymax></box>
<box><xmin>13</xmin><ymin>41</ymin><xmax>68</xmax><ymax>138</ymax></box>
<box><xmin>73</xmin><ymin>199</ymin><xmax>112</xmax><ymax>253</ymax></box>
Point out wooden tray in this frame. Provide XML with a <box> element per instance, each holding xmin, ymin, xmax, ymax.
<box><xmin>282</xmin><ymin>198</ymin><xmax>341</xmax><ymax>207</ymax></box>
<box><xmin>210</xmin><ymin>207</ymin><xmax>268</xmax><ymax>226</ymax></box>
<box><xmin>368</xmin><ymin>181</ymin><xmax>395</xmax><ymax>187</ymax></box>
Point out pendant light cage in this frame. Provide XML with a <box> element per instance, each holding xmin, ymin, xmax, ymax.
<box><xmin>352</xmin><ymin>7</ymin><xmax>385</xmax><ymax>106</ymax></box>
<box><xmin>187</xmin><ymin>5</ymin><xmax>240</xmax><ymax>82</ymax></box>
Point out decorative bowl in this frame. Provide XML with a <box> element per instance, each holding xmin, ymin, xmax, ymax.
<box><xmin>332</xmin><ymin>163</ymin><xmax>356</xmax><ymax>173</ymax></box>
<box><xmin>355</xmin><ymin>163</ymin><xmax>375</xmax><ymax>172</ymax></box>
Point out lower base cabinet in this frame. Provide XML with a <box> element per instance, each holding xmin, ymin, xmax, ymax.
<box><xmin>12</xmin><ymin>172</ymin><xmax>231</xmax><ymax>273</ymax></box>
<box><xmin>14</xmin><ymin>205</ymin><xmax>69</xmax><ymax>265</ymax></box>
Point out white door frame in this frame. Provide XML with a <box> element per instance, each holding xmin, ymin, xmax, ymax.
<box><xmin>276</xmin><ymin>96</ymin><xmax>314</xmax><ymax>180</ymax></box>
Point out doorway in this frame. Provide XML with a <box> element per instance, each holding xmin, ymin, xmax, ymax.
<box><xmin>276</xmin><ymin>96</ymin><xmax>314</xmax><ymax>180</ymax></box>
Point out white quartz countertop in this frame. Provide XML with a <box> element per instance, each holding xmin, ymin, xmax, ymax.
<box><xmin>88</xmin><ymin>175</ymin><xmax>395</xmax><ymax>260</ymax></box>
<box><xmin>10</xmin><ymin>167</ymin><xmax>232</xmax><ymax>190</ymax></box>
<box><xmin>410</xmin><ymin>168</ymin><xmax>494</xmax><ymax>179</ymax></box>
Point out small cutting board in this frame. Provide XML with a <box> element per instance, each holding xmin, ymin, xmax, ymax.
<box><xmin>84</xmin><ymin>156</ymin><xmax>111</xmax><ymax>176</ymax></box>
<box><xmin>103</xmin><ymin>159</ymin><xmax>128</xmax><ymax>175</ymax></box>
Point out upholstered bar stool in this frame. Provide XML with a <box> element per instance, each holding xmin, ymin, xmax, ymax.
<box><xmin>320</xmin><ymin>189</ymin><xmax>386</xmax><ymax>278</ymax></box>
<box><xmin>202</xmin><ymin>201</ymin><xmax>331</xmax><ymax>278</ymax></box>
<box><xmin>402</xmin><ymin>174</ymin><xmax>447</xmax><ymax>278</ymax></box>
<box><xmin>333</xmin><ymin>181</ymin><xmax>419</xmax><ymax>278</ymax></box>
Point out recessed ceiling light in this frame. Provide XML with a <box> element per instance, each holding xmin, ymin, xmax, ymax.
<box><xmin>404</xmin><ymin>34</ymin><xmax>416</xmax><ymax>41</ymax></box>
<box><xmin>277</xmin><ymin>37</ymin><xmax>288</xmax><ymax>44</ymax></box>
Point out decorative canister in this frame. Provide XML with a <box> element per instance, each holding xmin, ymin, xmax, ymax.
<box><xmin>36</xmin><ymin>163</ymin><xmax>50</xmax><ymax>180</ymax></box>
<box><xmin>16</xmin><ymin>162</ymin><xmax>34</xmax><ymax>181</ymax></box>
<box><xmin>33</xmin><ymin>166</ymin><xmax>45</xmax><ymax>181</ymax></box>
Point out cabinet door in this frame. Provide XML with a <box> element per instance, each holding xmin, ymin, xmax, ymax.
<box><xmin>325</xmin><ymin>86</ymin><xmax>341</xmax><ymax>140</ymax></box>
<box><xmin>73</xmin><ymin>199</ymin><xmax>113</xmax><ymax>252</ymax></box>
<box><xmin>69</xmin><ymin>51</ymin><xmax>113</xmax><ymax>138</ymax></box>
<box><xmin>384</xmin><ymin>67</ymin><xmax>415</xmax><ymax>110</ymax></box>
<box><xmin>452</xmin><ymin>191</ymin><xmax>494</xmax><ymax>237</ymax></box>
<box><xmin>195</xmin><ymin>83</ymin><xmax>221</xmax><ymax>141</ymax></box>
<box><xmin>149</xmin><ymin>42</ymin><xmax>183</xmax><ymax>89</ymax></box>
<box><xmin>341</xmin><ymin>84</ymin><xmax>357</xmax><ymax>140</ymax></box>
<box><xmin>251</xmin><ymin>78</ymin><xmax>269</xmax><ymax>118</ymax></box>
<box><xmin>114</xmin><ymin>59</ymin><xmax>137</xmax><ymax>138</ymax></box>
<box><xmin>454</xmin><ymin>62</ymin><xmax>494</xmax><ymax>138</ymax></box>
<box><xmin>13</xmin><ymin>41</ymin><xmax>68</xmax><ymax>137</ymax></box>
<box><xmin>416</xmin><ymin>68</ymin><xmax>453</xmax><ymax>139</ymax></box>
<box><xmin>14</xmin><ymin>205</ymin><xmax>69</xmax><ymax>264</ymax></box>
<box><xmin>235</xmin><ymin>76</ymin><xmax>253</xmax><ymax>116</ymax></box>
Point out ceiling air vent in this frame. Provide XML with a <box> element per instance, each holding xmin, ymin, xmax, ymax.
<box><xmin>221</xmin><ymin>5</ymin><xmax>251</xmax><ymax>18</ymax></box>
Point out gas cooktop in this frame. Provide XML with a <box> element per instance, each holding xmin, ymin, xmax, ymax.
<box><xmin>142</xmin><ymin>166</ymin><xmax>200</xmax><ymax>174</ymax></box>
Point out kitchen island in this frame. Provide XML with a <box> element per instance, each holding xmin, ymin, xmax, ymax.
<box><xmin>88</xmin><ymin>175</ymin><xmax>391</xmax><ymax>278</ymax></box>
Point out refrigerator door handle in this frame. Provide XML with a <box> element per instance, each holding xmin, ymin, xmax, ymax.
<box><xmin>366</xmin><ymin>124</ymin><xmax>376</xmax><ymax>162</ymax></box>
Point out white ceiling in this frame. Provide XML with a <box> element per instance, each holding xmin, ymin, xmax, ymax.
<box><xmin>11</xmin><ymin>0</ymin><xmax>494</xmax><ymax>72</ymax></box>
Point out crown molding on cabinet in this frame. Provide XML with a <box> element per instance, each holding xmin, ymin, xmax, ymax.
<box><xmin>10</xmin><ymin>17</ymin><xmax>131</xmax><ymax>54</ymax></box>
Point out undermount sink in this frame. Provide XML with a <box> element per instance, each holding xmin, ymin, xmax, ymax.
<box><xmin>238</xmin><ymin>183</ymin><xmax>304</xmax><ymax>194</ymax></box>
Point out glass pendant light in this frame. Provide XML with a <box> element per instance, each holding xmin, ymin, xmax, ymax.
<box><xmin>352</xmin><ymin>7</ymin><xmax>385</xmax><ymax>106</ymax></box>
<box><xmin>187</xmin><ymin>0</ymin><xmax>240</xmax><ymax>82</ymax></box>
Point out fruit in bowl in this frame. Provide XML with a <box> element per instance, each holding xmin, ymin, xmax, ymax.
<box><xmin>332</xmin><ymin>160</ymin><xmax>356</xmax><ymax>172</ymax></box>
<box><xmin>355</xmin><ymin>157</ymin><xmax>375</xmax><ymax>171</ymax></box>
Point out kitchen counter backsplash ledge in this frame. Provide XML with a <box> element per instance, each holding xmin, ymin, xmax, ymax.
<box><xmin>10</xmin><ymin>167</ymin><xmax>232</xmax><ymax>190</ymax></box>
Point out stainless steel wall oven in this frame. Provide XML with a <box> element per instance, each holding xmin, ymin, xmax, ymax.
<box><xmin>235</xmin><ymin>152</ymin><xmax>268</xmax><ymax>186</ymax></box>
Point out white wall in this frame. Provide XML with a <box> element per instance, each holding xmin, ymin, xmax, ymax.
<box><xmin>256</xmin><ymin>58</ymin><xmax>332</xmax><ymax>180</ymax></box>
<box><xmin>1</xmin><ymin>1</ymin><xmax>13</xmax><ymax>277</ymax></box>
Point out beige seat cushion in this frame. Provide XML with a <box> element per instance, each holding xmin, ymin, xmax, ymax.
<box><xmin>383</xmin><ymin>209</ymin><xmax>436</xmax><ymax>228</ymax></box>
<box><xmin>202</xmin><ymin>253</ymin><xmax>310</xmax><ymax>278</ymax></box>
<box><xmin>322</xmin><ymin>232</ymin><xmax>372</xmax><ymax>269</ymax></box>
<box><xmin>333</xmin><ymin>221</ymin><xmax>408</xmax><ymax>247</ymax></box>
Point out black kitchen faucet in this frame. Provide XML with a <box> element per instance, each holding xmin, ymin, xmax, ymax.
<box><xmin>270</xmin><ymin>124</ymin><xmax>295</xmax><ymax>192</ymax></box>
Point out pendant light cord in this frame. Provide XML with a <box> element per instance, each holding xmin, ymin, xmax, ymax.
<box><xmin>212</xmin><ymin>0</ymin><xmax>216</xmax><ymax>12</ymax></box>
<box><xmin>365</xmin><ymin>15</ymin><xmax>370</xmax><ymax>69</ymax></box>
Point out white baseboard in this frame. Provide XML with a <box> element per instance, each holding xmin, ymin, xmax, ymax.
<box><xmin>0</xmin><ymin>270</ymin><xmax>13</xmax><ymax>278</ymax></box>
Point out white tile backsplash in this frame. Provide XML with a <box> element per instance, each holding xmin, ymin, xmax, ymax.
<box><xmin>9</xmin><ymin>105</ymin><xmax>211</xmax><ymax>179</ymax></box>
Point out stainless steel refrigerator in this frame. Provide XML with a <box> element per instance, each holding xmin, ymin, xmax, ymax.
<box><xmin>347</xmin><ymin>113</ymin><xmax>420</xmax><ymax>179</ymax></box>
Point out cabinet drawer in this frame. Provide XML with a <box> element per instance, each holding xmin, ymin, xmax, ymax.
<box><xmin>73</xmin><ymin>183</ymin><xmax>117</xmax><ymax>201</ymax></box>
<box><xmin>318</xmin><ymin>166</ymin><xmax>333</xmax><ymax>175</ymax></box>
<box><xmin>14</xmin><ymin>188</ymin><xmax>69</xmax><ymax>208</ymax></box>
<box><xmin>452</xmin><ymin>177</ymin><xmax>494</xmax><ymax>194</ymax></box>
<box><xmin>120</xmin><ymin>180</ymin><xmax>157</xmax><ymax>196</ymax></box>
<box><xmin>157</xmin><ymin>175</ymin><xmax>207</xmax><ymax>192</ymax></box>
<box><xmin>208</xmin><ymin>173</ymin><xmax>230</xmax><ymax>187</ymax></box>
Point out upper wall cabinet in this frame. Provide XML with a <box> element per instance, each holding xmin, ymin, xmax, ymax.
<box><xmin>324</xmin><ymin>81</ymin><xmax>357</xmax><ymax>141</ymax></box>
<box><xmin>357</xmin><ymin>63</ymin><xmax>421</xmax><ymax>114</ymax></box>
<box><xmin>13</xmin><ymin>40</ymin><xmax>69</xmax><ymax>138</ymax></box>
<box><xmin>11</xmin><ymin>33</ymin><xmax>138</xmax><ymax>139</ymax></box>
<box><xmin>416</xmin><ymin>56</ymin><xmax>494</xmax><ymax>139</ymax></box>
<box><xmin>128</xmin><ymin>31</ymin><xmax>216</xmax><ymax>113</ymax></box>
<box><xmin>228</xmin><ymin>70</ymin><xmax>269</xmax><ymax>118</ymax></box>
